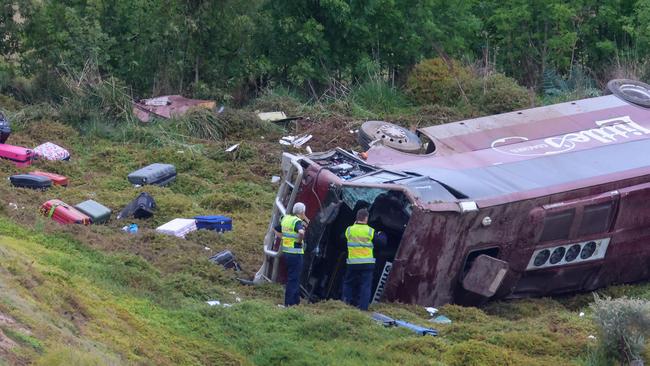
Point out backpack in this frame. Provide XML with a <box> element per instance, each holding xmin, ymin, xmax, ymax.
<box><xmin>117</xmin><ymin>192</ymin><xmax>156</xmax><ymax>219</ymax></box>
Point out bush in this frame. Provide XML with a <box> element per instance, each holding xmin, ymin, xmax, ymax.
<box><xmin>467</xmin><ymin>73</ymin><xmax>531</xmax><ymax>114</ymax></box>
<box><xmin>590</xmin><ymin>295</ymin><xmax>650</xmax><ymax>364</ymax></box>
<box><xmin>349</xmin><ymin>79</ymin><xmax>410</xmax><ymax>116</ymax></box>
<box><xmin>406</xmin><ymin>57</ymin><xmax>472</xmax><ymax>106</ymax></box>
<box><xmin>251</xmin><ymin>87</ymin><xmax>305</xmax><ymax>117</ymax></box>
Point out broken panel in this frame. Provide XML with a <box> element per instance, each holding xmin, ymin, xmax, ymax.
<box><xmin>462</xmin><ymin>255</ymin><xmax>509</xmax><ymax>297</ymax></box>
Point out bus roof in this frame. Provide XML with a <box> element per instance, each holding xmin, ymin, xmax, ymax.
<box><xmin>365</xmin><ymin>95</ymin><xmax>650</xmax><ymax>204</ymax></box>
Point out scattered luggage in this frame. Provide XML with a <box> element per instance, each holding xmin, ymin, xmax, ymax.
<box><xmin>155</xmin><ymin>218</ymin><xmax>197</xmax><ymax>238</ymax></box>
<box><xmin>75</xmin><ymin>200</ymin><xmax>112</xmax><ymax>224</ymax></box>
<box><xmin>209</xmin><ymin>250</ymin><xmax>241</xmax><ymax>271</ymax></box>
<box><xmin>9</xmin><ymin>174</ymin><xmax>52</xmax><ymax>190</ymax></box>
<box><xmin>194</xmin><ymin>215</ymin><xmax>232</xmax><ymax>232</ymax></box>
<box><xmin>127</xmin><ymin>163</ymin><xmax>176</xmax><ymax>186</ymax></box>
<box><xmin>40</xmin><ymin>199</ymin><xmax>91</xmax><ymax>225</ymax></box>
<box><xmin>0</xmin><ymin>112</ymin><xmax>11</xmax><ymax>144</ymax></box>
<box><xmin>29</xmin><ymin>171</ymin><xmax>69</xmax><ymax>186</ymax></box>
<box><xmin>33</xmin><ymin>142</ymin><xmax>70</xmax><ymax>161</ymax></box>
<box><xmin>117</xmin><ymin>192</ymin><xmax>156</xmax><ymax>219</ymax></box>
<box><xmin>0</xmin><ymin>144</ymin><xmax>34</xmax><ymax>167</ymax></box>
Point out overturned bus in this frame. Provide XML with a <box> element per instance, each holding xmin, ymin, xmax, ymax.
<box><xmin>255</xmin><ymin>79</ymin><xmax>650</xmax><ymax>306</ymax></box>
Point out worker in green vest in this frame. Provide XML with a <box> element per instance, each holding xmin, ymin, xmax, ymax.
<box><xmin>342</xmin><ymin>208</ymin><xmax>386</xmax><ymax>311</ymax></box>
<box><xmin>274</xmin><ymin>202</ymin><xmax>309</xmax><ymax>306</ymax></box>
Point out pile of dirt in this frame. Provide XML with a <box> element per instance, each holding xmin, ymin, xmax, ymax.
<box><xmin>293</xmin><ymin>115</ymin><xmax>361</xmax><ymax>152</ymax></box>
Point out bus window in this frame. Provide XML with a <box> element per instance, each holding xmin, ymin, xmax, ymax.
<box><xmin>578</xmin><ymin>202</ymin><xmax>614</xmax><ymax>236</ymax></box>
<box><xmin>540</xmin><ymin>209</ymin><xmax>575</xmax><ymax>242</ymax></box>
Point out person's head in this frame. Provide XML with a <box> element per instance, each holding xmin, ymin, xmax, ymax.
<box><xmin>292</xmin><ymin>202</ymin><xmax>306</xmax><ymax>216</ymax></box>
<box><xmin>356</xmin><ymin>208</ymin><xmax>369</xmax><ymax>223</ymax></box>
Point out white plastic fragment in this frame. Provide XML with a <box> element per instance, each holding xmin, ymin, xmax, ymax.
<box><xmin>258</xmin><ymin>111</ymin><xmax>288</xmax><ymax>122</ymax></box>
<box><xmin>293</xmin><ymin>134</ymin><xmax>312</xmax><ymax>147</ymax></box>
<box><xmin>579</xmin><ymin>312</ymin><xmax>585</xmax><ymax>317</ymax></box>
<box><xmin>588</xmin><ymin>335</ymin><xmax>596</xmax><ymax>340</ymax></box>
<box><xmin>236</xmin><ymin>297</ymin><xmax>241</xmax><ymax>302</ymax></box>
<box><xmin>225</xmin><ymin>143</ymin><xmax>240</xmax><ymax>153</ymax></box>
<box><xmin>204</xmin><ymin>246</ymin><xmax>211</xmax><ymax>251</ymax></box>
<box><xmin>425</xmin><ymin>307</ymin><xmax>438</xmax><ymax>316</ymax></box>
<box><xmin>271</xmin><ymin>176</ymin><xmax>281</xmax><ymax>184</ymax></box>
<box><xmin>206</xmin><ymin>300</ymin><xmax>221</xmax><ymax>306</ymax></box>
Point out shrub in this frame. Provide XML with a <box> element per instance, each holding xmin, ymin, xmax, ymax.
<box><xmin>467</xmin><ymin>73</ymin><xmax>530</xmax><ymax>114</ymax></box>
<box><xmin>252</xmin><ymin>87</ymin><xmax>305</xmax><ymax>117</ymax></box>
<box><xmin>590</xmin><ymin>295</ymin><xmax>650</xmax><ymax>364</ymax></box>
<box><xmin>349</xmin><ymin>79</ymin><xmax>410</xmax><ymax>116</ymax></box>
<box><xmin>406</xmin><ymin>57</ymin><xmax>472</xmax><ymax>106</ymax></box>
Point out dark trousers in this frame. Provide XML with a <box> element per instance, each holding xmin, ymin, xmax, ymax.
<box><xmin>284</xmin><ymin>253</ymin><xmax>303</xmax><ymax>306</ymax></box>
<box><xmin>342</xmin><ymin>265</ymin><xmax>374</xmax><ymax>311</ymax></box>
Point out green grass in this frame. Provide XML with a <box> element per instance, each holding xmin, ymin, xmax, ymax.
<box><xmin>0</xmin><ymin>94</ymin><xmax>648</xmax><ymax>365</ymax></box>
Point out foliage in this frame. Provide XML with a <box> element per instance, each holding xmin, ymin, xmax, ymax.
<box><xmin>467</xmin><ymin>73</ymin><xmax>531</xmax><ymax>114</ymax></box>
<box><xmin>590</xmin><ymin>295</ymin><xmax>650</xmax><ymax>364</ymax></box>
<box><xmin>406</xmin><ymin>58</ymin><xmax>472</xmax><ymax>106</ymax></box>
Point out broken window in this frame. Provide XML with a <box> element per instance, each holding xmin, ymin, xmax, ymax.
<box><xmin>302</xmin><ymin>188</ymin><xmax>412</xmax><ymax>303</ymax></box>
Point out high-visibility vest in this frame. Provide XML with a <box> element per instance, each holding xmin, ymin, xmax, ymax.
<box><xmin>345</xmin><ymin>223</ymin><xmax>375</xmax><ymax>265</ymax></box>
<box><xmin>281</xmin><ymin>215</ymin><xmax>304</xmax><ymax>254</ymax></box>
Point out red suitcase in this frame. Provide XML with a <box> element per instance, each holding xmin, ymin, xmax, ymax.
<box><xmin>40</xmin><ymin>199</ymin><xmax>90</xmax><ymax>225</ymax></box>
<box><xmin>29</xmin><ymin>171</ymin><xmax>69</xmax><ymax>186</ymax></box>
<box><xmin>0</xmin><ymin>144</ymin><xmax>34</xmax><ymax>167</ymax></box>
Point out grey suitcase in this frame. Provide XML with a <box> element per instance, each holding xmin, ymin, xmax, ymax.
<box><xmin>127</xmin><ymin>163</ymin><xmax>176</xmax><ymax>186</ymax></box>
<box><xmin>75</xmin><ymin>200</ymin><xmax>112</xmax><ymax>224</ymax></box>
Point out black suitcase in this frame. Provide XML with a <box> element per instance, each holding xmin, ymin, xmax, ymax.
<box><xmin>9</xmin><ymin>174</ymin><xmax>52</xmax><ymax>189</ymax></box>
<box><xmin>209</xmin><ymin>250</ymin><xmax>242</xmax><ymax>271</ymax></box>
<box><xmin>0</xmin><ymin>112</ymin><xmax>11</xmax><ymax>144</ymax></box>
<box><xmin>117</xmin><ymin>192</ymin><xmax>156</xmax><ymax>219</ymax></box>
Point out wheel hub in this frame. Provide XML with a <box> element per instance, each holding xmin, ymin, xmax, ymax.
<box><xmin>376</xmin><ymin>125</ymin><xmax>408</xmax><ymax>142</ymax></box>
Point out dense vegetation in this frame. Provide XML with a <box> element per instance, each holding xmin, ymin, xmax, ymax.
<box><xmin>1</xmin><ymin>1</ymin><xmax>650</xmax><ymax>365</ymax></box>
<box><xmin>2</xmin><ymin>0</ymin><xmax>650</xmax><ymax>102</ymax></box>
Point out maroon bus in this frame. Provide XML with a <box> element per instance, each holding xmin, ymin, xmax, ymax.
<box><xmin>255</xmin><ymin>79</ymin><xmax>650</xmax><ymax>306</ymax></box>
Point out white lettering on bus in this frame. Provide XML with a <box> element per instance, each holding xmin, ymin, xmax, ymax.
<box><xmin>491</xmin><ymin>116</ymin><xmax>650</xmax><ymax>157</ymax></box>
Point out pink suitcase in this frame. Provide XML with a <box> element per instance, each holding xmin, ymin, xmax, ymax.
<box><xmin>0</xmin><ymin>144</ymin><xmax>34</xmax><ymax>167</ymax></box>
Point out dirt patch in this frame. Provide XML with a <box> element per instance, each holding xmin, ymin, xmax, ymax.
<box><xmin>0</xmin><ymin>312</ymin><xmax>31</xmax><ymax>366</ymax></box>
<box><xmin>294</xmin><ymin>116</ymin><xmax>360</xmax><ymax>152</ymax></box>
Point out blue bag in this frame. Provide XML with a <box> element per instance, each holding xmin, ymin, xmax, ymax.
<box><xmin>194</xmin><ymin>215</ymin><xmax>233</xmax><ymax>232</ymax></box>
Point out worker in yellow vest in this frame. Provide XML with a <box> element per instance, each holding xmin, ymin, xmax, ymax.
<box><xmin>342</xmin><ymin>208</ymin><xmax>386</xmax><ymax>311</ymax></box>
<box><xmin>274</xmin><ymin>202</ymin><xmax>309</xmax><ymax>306</ymax></box>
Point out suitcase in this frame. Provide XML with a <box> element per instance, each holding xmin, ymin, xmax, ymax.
<box><xmin>127</xmin><ymin>163</ymin><xmax>176</xmax><ymax>186</ymax></box>
<box><xmin>209</xmin><ymin>250</ymin><xmax>241</xmax><ymax>271</ymax></box>
<box><xmin>194</xmin><ymin>215</ymin><xmax>233</xmax><ymax>232</ymax></box>
<box><xmin>9</xmin><ymin>174</ymin><xmax>52</xmax><ymax>190</ymax></box>
<box><xmin>75</xmin><ymin>200</ymin><xmax>112</xmax><ymax>224</ymax></box>
<box><xmin>29</xmin><ymin>171</ymin><xmax>69</xmax><ymax>186</ymax></box>
<box><xmin>33</xmin><ymin>142</ymin><xmax>70</xmax><ymax>161</ymax></box>
<box><xmin>0</xmin><ymin>144</ymin><xmax>34</xmax><ymax>167</ymax></box>
<box><xmin>117</xmin><ymin>192</ymin><xmax>156</xmax><ymax>219</ymax></box>
<box><xmin>155</xmin><ymin>218</ymin><xmax>197</xmax><ymax>238</ymax></box>
<box><xmin>40</xmin><ymin>199</ymin><xmax>91</xmax><ymax>225</ymax></box>
<box><xmin>0</xmin><ymin>112</ymin><xmax>11</xmax><ymax>144</ymax></box>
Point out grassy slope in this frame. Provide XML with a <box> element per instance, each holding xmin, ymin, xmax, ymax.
<box><xmin>0</xmin><ymin>104</ymin><xmax>647</xmax><ymax>364</ymax></box>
